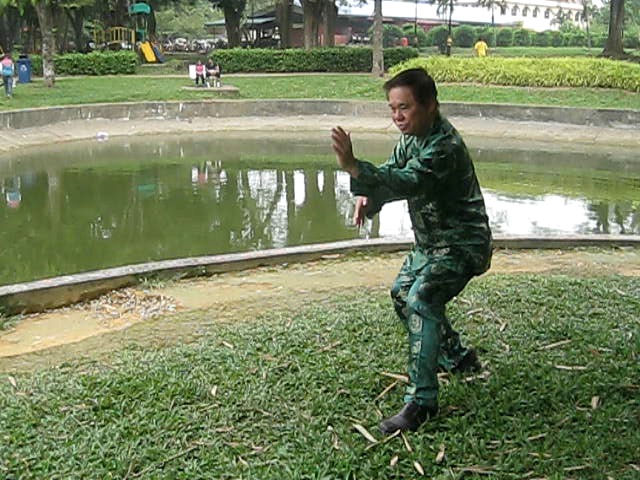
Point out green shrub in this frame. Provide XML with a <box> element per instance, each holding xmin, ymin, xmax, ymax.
<box><xmin>550</xmin><ymin>31</ymin><xmax>564</xmax><ymax>47</ymax></box>
<box><xmin>476</xmin><ymin>27</ymin><xmax>496</xmax><ymax>47</ymax></box>
<box><xmin>496</xmin><ymin>28</ymin><xmax>514</xmax><ymax>47</ymax></box>
<box><xmin>426</xmin><ymin>26</ymin><xmax>450</xmax><ymax>48</ymax></box>
<box><xmin>622</xmin><ymin>28</ymin><xmax>640</xmax><ymax>49</ymax></box>
<box><xmin>566</xmin><ymin>31</ymin><xmax>587</xmax><ymax>47</ymax></box>
<box><xmin>402</xmin><ymin>24</ymin><xmax>429</xmax><ymax>47</ymax></box>
<box><xmin>512</xmin><ymin>28</ymin><xmax>532</xmax><ymax>46</ymax></box>
<box><xmin>53</xmin><ymin>51</ymin><xmax>138</xmax><ymax>75</ymax></box>
<box><xmin>453</xmin><ymin>25</ymin><xmax>476</xmax><ymax>48</ymax></box>
<box><xmin>592</xmin><ymin>34</ymin><xmax>607</xmax><ymax>48</ymax></box>
<box><xmin>368</xmin><ymin>24</ymin><xmax>405</xmax><ymax>48</ymax></box>
<box><xmin>210</xmin><ymin>47</ymin><xmax>418</xmax><ymax>73</ymax></box>
<box><xmin>533</xmin><ymin>31</ymin><xmax>551</xmax><ymax>47</ymax></box>
<box><xmin>16</xmin><ymin>51</ymin><xmax>136</xmax><ymax>76</ymax></box>
<box><xmin>388</xmin><ymin>56</ymin><xmax>640</xmax><ymax>92</ymax></box>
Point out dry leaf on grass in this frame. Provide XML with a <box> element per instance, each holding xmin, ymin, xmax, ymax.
<box><xmin>413</xmin><ymin>461</ymin><xmax>425</xmax><ymax>475</ymax></box>
<box><xmin>401</xmin><ymin>432</ymin><xmax>413</xmax><ymax>453</ymax></box>
<box><xmin>7</xmin><ymin>375</ymin><xmax>17</xmax><ymax>389</ymax></box>
<box><xmin>390</xmin><ymin>455</ymin><xmax>399</xmax><ymax>467</ymax></box>
<box><xmin>209</xmin><ymin>386</ymin><xmax>218</xmax><ymax>397</ymax></box>
<box><xmin>591</xmin><ymin>396</ymin><xmax>601</xmax><ymax>410</ymax></box>
<box><xmin>435</xmin><ymin>443</ymin><xmax>446</xmax><ymax>464</ymax></box>
<box><xmin>353</xmin><ymin>424</ymin><xmax>377</xmax><ymax>444</ymax></box>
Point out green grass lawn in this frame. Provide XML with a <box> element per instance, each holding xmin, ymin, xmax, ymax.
<box><xmin>1</xmin><ymin>274</ymin><xmax>638</xmax><ymax>478</ymax></box>
<box><xmin>1</xmin><ymin>74</ymin><xmax>640</xmax><ymax>111</ymax></box>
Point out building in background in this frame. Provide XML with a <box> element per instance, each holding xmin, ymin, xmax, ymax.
<box><xmin>205</xmin><ymin>0</ymin><xmax>587</xmax><ymax>48</ymax></box>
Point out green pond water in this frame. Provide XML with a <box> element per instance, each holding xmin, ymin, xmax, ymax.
<box><xmin>0</xmin><ymin>131</ymin><xmax>638</xmax><ymax>286</ymax></box>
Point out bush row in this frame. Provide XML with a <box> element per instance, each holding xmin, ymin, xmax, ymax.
<box><xmin>27</xmin><ymin>51</ymin><xmax>139</xmax><ymax>77</ymax></box>
<box><xmin>209</xmin><ymin>47</ymin><xmax>418</xmax><ymax>73</ymax></box>
<box><xmin>389</xmin><ymin>56</ymin><xmax>640</xmax><ymax>92</ymax></box>
<box><xmin>424</xmin><ymin>25</ymin><xmax>639</xmax><ymax>49</ymax></box>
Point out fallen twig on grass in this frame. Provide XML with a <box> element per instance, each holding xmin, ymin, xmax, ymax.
<box><xmin>374</xmin><ymin>380</ymin><xmax>399</xmax><ymax>401</ymax></box>
<box><xmin>538</xmin><ymin>339</ymin><xmax>571</xmax><ymax>350</ymax></box>
<box><xmin>381</xmin><ymin>371</ymin><xmax>409</xmax><ymax>383</ymax></box>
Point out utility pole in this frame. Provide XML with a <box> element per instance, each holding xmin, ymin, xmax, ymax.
<box><xmin>414</xmin><ymin>0</ymin><xmax>419</xmax><ymax>47</ymax></box>
<box><xmin>446</xmin><ymin>0</ymin><xmax>453</xmax><ymax>56</ymax></box>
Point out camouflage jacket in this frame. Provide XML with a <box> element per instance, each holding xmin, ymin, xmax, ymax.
<box><xmin>350</xmin><ymin>113</ymin><xmax>492</xmax><ymax>273</ymax></box>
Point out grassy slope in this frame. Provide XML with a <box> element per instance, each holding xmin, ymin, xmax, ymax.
<box><xmin>1</xmin><ymin>74</ymin><xmax>640</xmax><ymax>111</ymax></box>
<box><xmin>1</xmin><ymin>275</ymin><xmax>639</xmax><ymax>479</ymax></box>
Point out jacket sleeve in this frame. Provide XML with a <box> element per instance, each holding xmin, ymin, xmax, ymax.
<box><xmin>350</xmin><ymin>136</ymin><xmax>458</xmax><ymax>217</ymax></box>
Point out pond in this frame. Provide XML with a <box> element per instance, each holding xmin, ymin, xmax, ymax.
<box><xmin>0</xmin><ymin>131</ymin><xmax>638</xmax><ymax>286</ymax></box>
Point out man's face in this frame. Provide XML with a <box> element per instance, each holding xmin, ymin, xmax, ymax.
<box><xmin>387</xmin><ymin>86</ymin><xmax>435</xmax><ymax>136</ymax></box>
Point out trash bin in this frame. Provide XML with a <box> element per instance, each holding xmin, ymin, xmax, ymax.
<box><xmin>17</xmin><ymin>56</ymin><xmax>31</xmax><ymax>84</ymax></box>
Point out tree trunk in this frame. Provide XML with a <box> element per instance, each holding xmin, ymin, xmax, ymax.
<box><xmin>276</xmin><ymin>0</ymin><xmax>291</xmax><ymax>48</ymax></box>
<box><xmin>33</xmin><ymin>0</ymin><xmax>57</xmax><ymax>87</ymax></box>
<box><xmin>602</xmin><ymin>0</ymin><xmax>624</xmax><ymax>57</ymax></box>
<box><xmin>371</xmin><ymin>0</ymin><xmax>383</xmax><ymax>76</ymax></box>
<box><xmin>322</xmin><ymin>0</ymin><xmax>337</xmax><ymax>47</ymax></box>
<box><xmin>302</xmin><ymin>0</ymin><xmax>321</xmax><ymax>50</ymax></box>
<box><xmin>65</xmin><ymin>8</ymin><xmax>86</xmax><ymax>52</ymax></box>
<box><xmin>224</xmin><ymin>5</ymin><xmax>242</xmax><ymax>47</ymax></box>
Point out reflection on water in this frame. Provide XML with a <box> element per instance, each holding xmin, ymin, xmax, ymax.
<box><xmin>0</xmin><ymin>132</ymin><xmax>638</xmax><ymax>285</ymax></box>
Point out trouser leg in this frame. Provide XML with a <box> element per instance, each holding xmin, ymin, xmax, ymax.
<box><xmin>392</xmin><ymin>254</ymin><xmax>469</xmax><ymax>373</ymax></box>
<box><xmin>401</xmin><ymin>252</ymin><xmax>472</xmax><ymax>407</ymax></box>
<box><xmin>390</xmin><ymin>254</ymin><xmax>415</xmax><ymax>332</ymax></box>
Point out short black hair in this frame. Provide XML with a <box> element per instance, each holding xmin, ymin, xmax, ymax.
<box><xmin>383</xmin><ymin>68</ymin><xmax>438</xmax><ymax>107</ymax></box>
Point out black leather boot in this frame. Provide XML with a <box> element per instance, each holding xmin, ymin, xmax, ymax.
<box><xmin>379</xmin><ymin>402</ymin><xmax>438</xmax><ymax>434</ymax></box>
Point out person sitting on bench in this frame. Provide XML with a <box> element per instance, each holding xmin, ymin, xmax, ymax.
<box><xmin>206</xmin><ymin>58</ymin><xmax>221</xmax><ymax>87</ymax></box>
<box><xmin>195</xmin><ymin>60</ymin><xmax>206</xmax><ymax>86</ymax></box>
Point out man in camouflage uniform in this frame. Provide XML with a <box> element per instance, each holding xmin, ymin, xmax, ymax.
<box><xmin>331</xmin><ymin>68</ymin><xmax>492</xmax><ymax>434</ymax></box>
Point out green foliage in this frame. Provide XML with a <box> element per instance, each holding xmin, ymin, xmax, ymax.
<box><xmin>550</xmin><ymin>30</ymin><xmax>564</xmax><ymax>47</ymax></box>
<box><xmin>452</xmin><ymin>25</ymin><xmax>476</xmax><ymax>48</ymax></box>
<box><xmin>28</xmin><ymin>51</ymin><xmax>137</xmax><ymax>77</ymax></box>
<box><xmin>565</xmin><ymin>31</ymin><xmax>587</xmax><ymax>47</ymax></box>
<box><xmin>533</xmin><ymin>31</ymin><xmax>551</xmax><ymax>47</ymax></box>
<box><xmin>496</xmin><ymin>28</ymin><xmax>514</xmax><ymax>46</ymax></box>
<box><xmin>623</xmin><ymin>27</ymin><xmax>640</xmax><ymax>49</ymax></box>
<box><xmin>389</xmin><ymin>56</ymin><xmax>640</xmax><ymax>92</ymax></box>
<box><xmin>512</xmin><ymin>28</ymin><xmax>532</xmax><ymax>46</ymax></box>
<box><xmin>367</xmin><ymin>24</ymin><xmax>405</xmax><ymax>48</ymax></box>
<box><xmin>35</xmin><ymin>51</ymin><xmax>138</xmax><ymax>76</ymax></box>
<box><xmin>209</xmin><ymin>47</ymin><xmax>418</xmax><ymax>73</ymax></box>
<box><xmin>402</xmin><ymin>24</ymin><xmax>429</xmax><ymax>47</ymax></box>
<box><xmin>476</xmin><ymin>27</ymin><xmax>496</xmax><ymax>47</ymax></box>
<box><xmin>425</xmin><ymin>25</ymin><xmax>450</xmax><ymax>48</ymax></box>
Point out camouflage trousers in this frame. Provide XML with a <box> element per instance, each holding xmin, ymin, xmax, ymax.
<box><xmin>390</xmin><ymin>247</ymin><xmax>476</xmax><ymax>408</ymax></box>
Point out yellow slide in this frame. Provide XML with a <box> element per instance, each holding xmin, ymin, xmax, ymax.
<box><xmin>139</xmin><ymin>41</ymin><xmax>157</xmax><ymax>63</ymax></box>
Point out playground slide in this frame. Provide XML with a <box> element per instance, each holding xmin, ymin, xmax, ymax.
<box><xmin>151</xmin><ymin>44</ymin><xmax>165</xmax><ymax>63</ymax></box>
<box><xmin>139</xmin><ymin>41</ymin><xmax>157</xmax><ymax>63</ymax></box>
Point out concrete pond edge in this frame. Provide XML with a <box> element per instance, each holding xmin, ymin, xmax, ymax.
<box><xmin>1</xmin><ymin>235</ymin><xmax>639</xmax><ymax>316</ymax></box>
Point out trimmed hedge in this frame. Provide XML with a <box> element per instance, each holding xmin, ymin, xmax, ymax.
<box><xmin>389</xmin><ymin>56</ymin><xmax>640</xmax><ymax>92</ymax></box>
<box><xmin>209</xmin><ymin>47</ymin><xmax>418</xmax><ymax>73</ymax></box>
<box><xmin>26</xmin><ymin>51</ymin><xmax>137</xmax><ymax>76</ymax></box>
